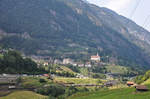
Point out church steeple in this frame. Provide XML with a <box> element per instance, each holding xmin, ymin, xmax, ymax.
<box><xmin>91</xmin><ymin>52</ymin><xmax>100</xmax><ymax>61</ymax></box>
<box><xmin>97</xmin><ymin>52</ymin><xmax>99</xmax><ymax>56</ymax></box>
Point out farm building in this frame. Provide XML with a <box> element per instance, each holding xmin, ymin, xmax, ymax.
<box><xmin>136</xmin><ymin>85</ymin><xmax>148</xmax><ymax>91</ymax></box>
<box><xmin>104</xmin><ymin>80</ymin><xmax>118</xmax><ymax>87</ymax></box>
<box><xmin>127</xmin><ymin>81</ymin><xmax>134</xmax><ymax>86</ymax></box>
<box><xmin>0</xmin><ymin>74</ymin><xmax>19</xmax><ymax>84</ymax></box>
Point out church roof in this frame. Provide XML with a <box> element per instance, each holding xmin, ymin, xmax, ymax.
<box><xmin>91</xmin><ymin>56</ymin><xmax>100</xmax><ymax>58</ymax></box>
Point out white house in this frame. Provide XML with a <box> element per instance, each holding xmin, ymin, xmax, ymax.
<box><xmin>43</xmin><ymin>62</ymin><xmax>49</xmax><ymax>66</ymax></box>
<box><xmin>63</xmin><ymin>58</ymin><xmax>73</xmax><ymax>64</ymax></box>
<box><xmin>54</xmin><ymin>59</ymin><xmax>62</xmax><ymax>64</ymax></box>
<box><xmin>85</xmin><ymin>62</ymin><xmax>92</xmax><ymax>67</ymax></box>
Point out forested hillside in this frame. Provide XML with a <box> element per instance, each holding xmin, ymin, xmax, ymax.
<box><xmin>0</xmin><ymin>51</ymin><xmax>46</xmax><ymax>74</ymax></box>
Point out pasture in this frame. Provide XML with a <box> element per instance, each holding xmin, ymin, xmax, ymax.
<box><xmin>68</xmin><ymin>86</ymin><xmax>150</xmax><ymax>99</ymax></box>
<box><xmin>0</xmin><ymin>91</ymin><xmax>48</xmax><ymax>99</ymax></box>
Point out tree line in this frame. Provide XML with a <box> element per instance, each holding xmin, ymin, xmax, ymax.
<box><xmin>0</xmin><ymin>50</ymin><xmax>46</xmax><ymax>74</ymax></box>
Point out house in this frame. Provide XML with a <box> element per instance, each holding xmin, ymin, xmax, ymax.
<box><xmin>54</xmin><ymin>59</ymin><xmax>62</xmax><ymax>64</ymax></box>
<box><xmin>0</xmin><ymin>74</ymin><xmax>19</xmax><ymax>84</ymax></box>
<box><xmin>136</xmin><ymin>85</ymin><xmax>148</xmax><ymax>91</ymax></box>
<box><xmin>127</xmin><ymin>81</ymin><xmax>134</xmax><ymax>86</ymax></box>
<box><xmin>76</xmin><ymin>74</ymin><xmax>88</xmax><ymax>79</ymax></box>
<box><xmin>63</xmin><ymin>58</ymin><xmax>73</xmax><ymax>64</ymax></box>
<box><xmin>43</xmin><ymin>62</ymin><xmax>49</xmax><ymax>66</ymax></box>
<box><xmin>85</xmin><ymin>62</ymin><xmax>92</xmax><ymax>67</ymax></box>
<box><xmin>8</xmin><ymin>86</ymin><xmax>16</xmax><ymax>89</ymax></box>
<box><xmin>43</xmin><ymin>74</ymin><xmax>50</xmax><ymax>78</ymax></box>
<box><xmin>77</xmin><ymin>63</ymin><xmax>84</xmax><ymax>67</ymax></box>
<box><xmin>91</xmin><ymin>53</ymin><xmax>100</xmax><ymax>61</ymax></box>
<box><xmin>72</xmin><ymin>63</ymin><xmax>77</xmax><ymax>66</ymax></box>
<box><xmin>104</xmin><ymin>80</ymin><xmax>118</xmax><ymax>87</ymax></box>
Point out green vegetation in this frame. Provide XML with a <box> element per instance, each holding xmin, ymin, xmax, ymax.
<box><xmin>91</xmin><ymin>66</ymin><xmax>107</xmax><ymax>74</ymax></box>
<box><xmin>105</xmin><ymin>65</ymin><xmax>138</xmax><ymax>76</ymax></box>
<box><xmin>0</xmin><ymin>50</ymin><xmax>47</xmax><ymax>74</ymax></box>
<box><xmin>142</xmin><ymin>79</ymin><xmax>150</xmax><ymax>85</ymax></box>
<box><xmin>55</xmin><ymin>66</ymin><xmax>76</xmax><ymax>77</ymax></box>
<box><xmin>66</xmin><ymin>65</ymin><xmax>80</xmax><ymax>73</ymax></box>
<box><xmin>68</xmin><ymin>87</ymin><xmax>150</xmax><ymax>99</ymax></box>
<box><xmin>58</xmin><ymin>66</ymin><xmax>76</xmax><ymax>74</ymax></box>
<box><xmin>135</xmin><ymin>70</ymin><xmax>150</xmax><ymax>84</ymax></box>
<box><xmin>92</xmin><ymin>73</ymin><xmax>106</xmax><ymax>79</ymax></box>
<box><xmin>46</xmin><ymin>64</ymin><xmax>76</xmax><ymax>77</ymax></box>
<box><xmin>106</xmin><ymin>65</ymin><xmax>128</xmax><ymax>74</ymax></box>
<box><xmin>21</xmin><ymin>77</ymin><xmax>52</xmax><ymax>88</ymax></box>
<box><xmin>1</xmin><ymin>91</ymin><xmax>48</xmax><ymax>99</ymax></box>
<box><xmin>0</xmin><ymin>54</ymin><xmax>3</xmax><ymax>59</ymax></box>
<box><xmin>37</xmin><ymin>84</ymin><xmax>65</xmax><ymax>97</ymax></box>
<box><xmin>54</xmin><ymin>77</ymin><xmax>104</xmax><ymax>85</ymax></box>
<box><xmin>79</xmin><ymin>68</ymin><xmax>89</xmax><ymax>76</ymax></box>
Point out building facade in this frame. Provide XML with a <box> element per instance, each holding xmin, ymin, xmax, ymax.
<box><xmin>91</xmin><ymin>53</ymin><xmax>100</xmax><ymax>61</ymax></box>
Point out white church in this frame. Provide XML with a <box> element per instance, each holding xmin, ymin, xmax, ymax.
<box><xmin>91</xmin><ymin>53</ymin><xmax>100</xmax><ymax>61</ymax></box>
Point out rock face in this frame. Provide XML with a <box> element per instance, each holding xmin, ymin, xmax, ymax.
<box><xmin>0</xmin><ymin>0</ymin><xmax>150</xmax><ymax>68</ymax></box>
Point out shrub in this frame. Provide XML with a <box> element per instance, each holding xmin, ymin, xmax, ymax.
<box><xmin>66</xmin><ymin>86</ymin><xmax>78</xmax><ymax>96</ymax></box>
<box><xmin>39</xmin><ymin>79</ymin><xmax>47</xmax><ymax>83</ymax></box>
<box><xmin>37</xmin><ymin>84</ymin><xmax>65</xmax><ymax>97</ymax></box>
<box><xmin>48</xmin><ymin>95</ymin><xmax>56</xmax><ymax>99</ymax></box>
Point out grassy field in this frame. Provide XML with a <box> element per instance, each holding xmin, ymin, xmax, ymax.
<box><xmin>54</xmin><ymin>77</ymin><xmax>104</xmax><ymax>85</ymax></box>
<box><xmin>0</xmin><ymin>54</ymin><xmax>3</xmax><ymax>59</ymax></box>
<box><xmin>56</xmin><ymin>66</ymin><xmax>76</xmax><ymax>74</ymax></box>
<box><xmin>68</xmin><ymin>87</ymin><xmax>150</xmax><ymax>99</ymax></box>
<box><xmin>0</xmin><ymin>91</ymin><xmax>48</xmax><ymax>99</ymax></box>
<box><xmin>142</xmin><ymin>78</ymin><xmax>150</xmax><ymax>85</ymax></box>
<box><xmin>21</xmin><ymin>77</ymin><xmax>52</xmax><ymax>88</ymax></box>
<box><xmin>105</xmin><ymin>65</ymin><xmax>128</xmax><ymax>74</ymax></box>
<box><xmin>79</xmin><ymin>68</ymin><xmax>89</xmax><ymax>76</ymax></box>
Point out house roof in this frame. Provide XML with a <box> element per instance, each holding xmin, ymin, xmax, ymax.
<box><xmin>127</xmin><ymin>81</ymin><xmax>134</xmax><ymax>85</ymax></box>
<box><xmin>136</xmin><ymin>85</ymin><xmax>148</xmax><ymax>90</ymax></box>
<box><xmin>43</xmin><ymin>74</ymin><xmax>49</xmax><ymax>77</ymax></box>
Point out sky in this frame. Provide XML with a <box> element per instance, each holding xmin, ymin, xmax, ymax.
<box><xmin>87</xmin><ymin>0</ymin><xmax>150</xmax><ymax>31</ymax></box>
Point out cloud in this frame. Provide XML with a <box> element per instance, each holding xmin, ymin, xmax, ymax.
<box><xmin>106</xmin><ymin>0</ymin><xmax>131</xmax><ymax>11</ymax></box>
<box><xmin>87</xmin><ymin>0</ymin><xmax>132</xmax><ymax>12</ymax></box>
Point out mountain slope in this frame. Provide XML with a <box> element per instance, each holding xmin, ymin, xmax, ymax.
<box><xmin>0</xmin><ymin>0</ymin><xmax>150</xmax><ymax>68</ymax></box>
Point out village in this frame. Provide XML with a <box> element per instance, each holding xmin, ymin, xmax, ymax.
<box><xmin>32</xmin><ymin>52</ymin><xmax>107</xmax><ymax>68</ymax></box>
<box><xmin>0</xmin><ymin>49</ymin><xmax>149</xmax><ymax>99</ymax></box>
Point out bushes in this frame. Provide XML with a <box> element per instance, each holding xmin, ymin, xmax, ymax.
<box><xmin>66</xmin><ymin>86</ymin><xmax>78</xmax><ymax>96</ymax></box>
<box><xmin>37</xmin><ymin>84</ymin><xmax>89</xmax><ymax>98</ymax></box>
<box><xmin>92</xmin><ymin>73</ymin><xmax>106</xmax><ymax>79</ymax></box>
<box><xmin>37</xmin><ymin>84</ymin><xmax>65</xmax><ymax>97</ymax></box>
<box><xmin>39</xmin><ymin>79</ymin><xmax>47</xmax><ymax>83</ymax></box>
<box><xmin>67</xmin><ymin>65</ymin><xmax>80</xmax><ymax>73</ymax></box>
<box><xmin>134</xmin><ymin>70</ymin><xmax>150</xmax><ymax>84</ymax></box>
<box><xmin>0</xmin><ymin>50</ymin><xmax>47</xmax><ymax>74</ymax></box>
<box><xmin>56</xmin><ymin>72</ymin><xmax>75</xmax><ymax>77</ymax></box>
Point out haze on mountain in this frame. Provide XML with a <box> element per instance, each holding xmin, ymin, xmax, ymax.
<box><xmin>87</xmin><ymin>0</ymin><xmax>150</xmax><ymax>32</ymax></box>
<box><xmin>0</xmin><ymin>0</ymin><xmax>150</xmax><ymax>69</ymax></box>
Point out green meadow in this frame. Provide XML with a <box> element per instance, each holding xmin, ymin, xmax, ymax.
<box><xmin>1</xmin><ymin>91</ymin><xmax>48</xmax><ymax>99</ymax></box>
<box><xmin>54</xmin><ymin>77</ymin><xmax>104</xmax><ymax>85</ymax></box>
<box><xmin>68</xmin><ymin>87</ymin><xmax>150</xmax><ymax>99</ymax></box>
